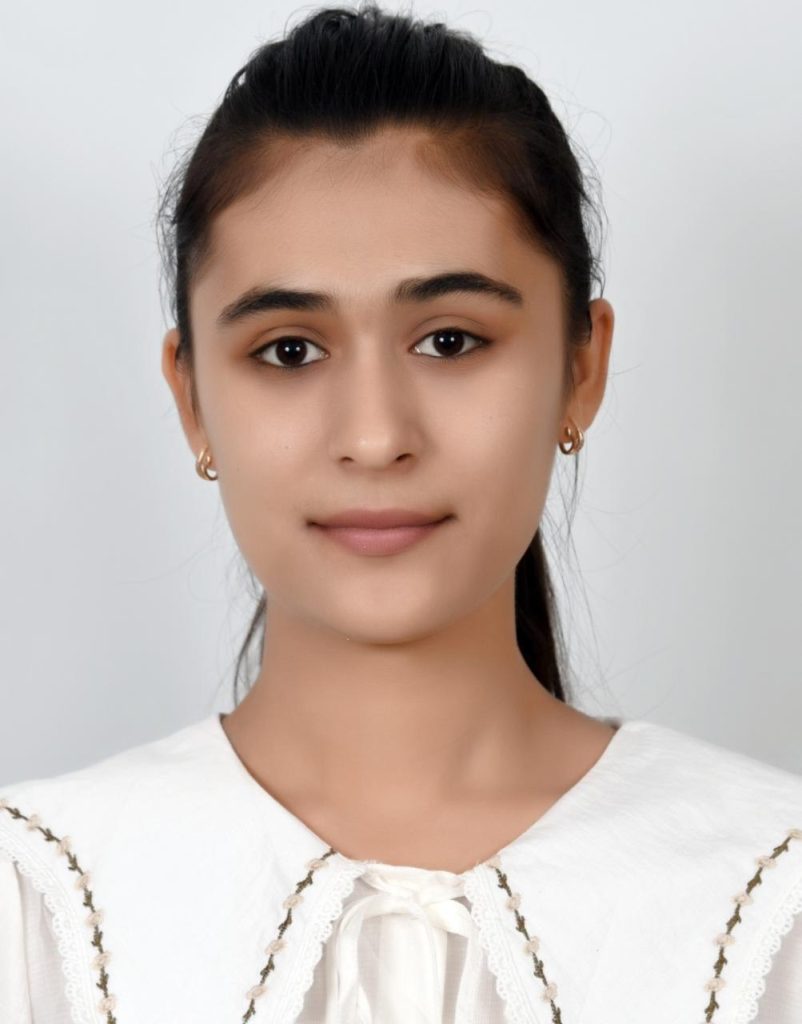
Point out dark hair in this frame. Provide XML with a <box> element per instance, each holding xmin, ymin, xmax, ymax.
<box><xmin>156</xmin><ymin>2</ymin><xmax>607</xmax><ymax>709</ymax></box>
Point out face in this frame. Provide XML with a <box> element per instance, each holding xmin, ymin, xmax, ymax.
<box><xmin>162</xmin><ymin>126</ymin><xmax>613</xmax><ymax>646</ymax></box>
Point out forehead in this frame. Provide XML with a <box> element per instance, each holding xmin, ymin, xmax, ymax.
<box><xmin>192</xmin><ymin>126</ymin><xmax>558</xmax><ymax>315</ymax></box>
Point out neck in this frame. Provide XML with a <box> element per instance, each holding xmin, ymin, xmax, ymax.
<box><xmin>219</xmin><ymin>581</ymin><xmax>590</xmax><ymax>816</ymax></box>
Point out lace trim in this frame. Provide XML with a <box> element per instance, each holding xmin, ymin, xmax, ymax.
<box><xmin>463</xmin><ymin>865</ymin><xmax>531</xmax><ymax>1024</ymax></box>
<box><xmin>0</xmin><ymin>820</ymin><xmax>97</xmax><ymax>1024</ymax></box>
<box><xmin>278</xmin><ymin>856</ymin><xmax>368</xmax><ymax>1022</ymax></box>
<box><xmin>735</xmin><ymin>862</ymin><xmax>802</xmax><ymax>1024</ymax></box>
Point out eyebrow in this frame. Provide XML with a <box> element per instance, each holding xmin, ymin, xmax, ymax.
<box><xmin>215</xmin><ymin>270</ymin><xmax>524</xmax><ymax>327</ymax></box>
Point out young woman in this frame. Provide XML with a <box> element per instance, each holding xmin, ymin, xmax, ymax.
<box><xmin>2</xmin><ymin>5</ymin><xmax>800</xmax><ymax>1022</ymax></box>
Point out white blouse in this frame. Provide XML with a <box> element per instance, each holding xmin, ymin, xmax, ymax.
<box><xmin>2</xmin><ymin>712</ymin><xmax>802</xmax><ymax>1023</ymax></box>
<box><xmin>3</xmin><ymin>849</ymin><xmax>801</xmax><ymax>1022</ymax></box>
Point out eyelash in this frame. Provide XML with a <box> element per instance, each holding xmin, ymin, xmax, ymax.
<box><xmin>250</xmin><ymin>327</ymin><xmax>490</xmax><ymax>373</ymax></box>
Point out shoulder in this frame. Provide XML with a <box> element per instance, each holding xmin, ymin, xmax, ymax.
<box><xmin>565</xmin><ymin>718</ymin><xmax>802</xmax><ymax>950</ymax></box>
<box><xmin>619</xmin><ymin>718</ymin><xmax>802</xmax><ymax>839</ymax></box>
<box><xmin>622</xmin><ymin>720</ymin><xmax>802</xmax><ymax>992</ymax></box>
<box><xmin>524</xmin><ymin>719</ymin><xmax>802</xmax><ymax>1020</ymax></box>
<box><xmin>0</xmin><ymin>713</ymin><xmax>221</xmax><ymax>872</ymax></box>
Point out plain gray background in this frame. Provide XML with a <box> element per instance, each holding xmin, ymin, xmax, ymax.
<box><xmin>1</xmin><ymin>1</ymin><xmax>800</xmax><ymax>784</ymax></box>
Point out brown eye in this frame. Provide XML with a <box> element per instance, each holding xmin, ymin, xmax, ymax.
<box><xmin>413</xmin><ymin>327</ymin><xmax>487</xmax><ymax>359</ymax></box>
<box><xmin>251</xmin><ymin>337</ymin><xmax>327</xmax><ymax>370</ymax></box>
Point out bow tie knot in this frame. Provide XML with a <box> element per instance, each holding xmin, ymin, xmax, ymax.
<box><xmin>323</xmin><ymin>863</ymin><xmax>484</xmax><ymax>1023</ymax></box>
<box><xmin>361</xmin><ymin>863</ymin><xmax>467</xmax><ymax>905</ymax></box>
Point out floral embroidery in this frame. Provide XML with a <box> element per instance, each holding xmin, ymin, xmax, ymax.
<box><xmin>4</xmin><ymin>792</ymin><xmax>801</xmax><ymax>1023</ymax></box>
<box><xmin>702</xmin><ymin>827</ymin><xmax>802</xmax><ymax>1022</ymax></box>
<box><xmin>241</xmin><ymin>848</ymin><xmax>336</xmax><ymax>1021</ymax></box>
<box><xmin>1</xmin><ymin>796</ymin><xmax>344</xmax><ymax>1023</ymax></box>
<box><xmin>485</xmin><ymin>853</ymin><xmax>564</xmax><ymax>1022</ymax></box>
<box><xmin>0</xmin><ymin>796</ymin><xmax>118</xmax><ymax>1022</ymax></box>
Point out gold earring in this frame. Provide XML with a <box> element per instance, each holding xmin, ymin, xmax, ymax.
<box><xmin>558</xmin><ymin>418</ymin><xmax>585</xmax><ymax>455</ymax></box>
<box><xmin>195</xmin><ymin>444</ymin><xmax>218</xmax><ymax>480</ymax></box>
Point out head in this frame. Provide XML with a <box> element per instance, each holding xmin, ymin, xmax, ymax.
<box><xmin>158</xmin><ymin>3</ymin><xmax>612</xmax><ymax>706</ymax></box>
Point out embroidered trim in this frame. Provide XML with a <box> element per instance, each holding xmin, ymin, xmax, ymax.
<box><xmin>277</xmin><ymin>853</ymin><xmax>367</xmax><ymax>1023</ymax></box>
<box><xmin>0</xmin><ymin>797</ymin><xmax>363</xmax><ymax>1024</ymax></box>
<box><xmin>241</xmin><ymin>847</ymin><xmax>339</xmax><ymax>1021</ymax></box>
<box><xmin>462</xmin><ymin>856</ymin><xmax>541</xmax><ymax>1024</ymax></box>
<box><xmin>485</xmin><ymin>854</ymin><xmax>564</xmax><ymax>1021</ymax></box>
<box><xmin>735</xmin><ymin>828</ymin><xmax>802</xmax><ymax>1024</ymax></box>
<box><xmin>0</xmin><ymin>796</ymin><xmax>107</xmax><ymax>1024</ymax></box>
<box><xmin>10</xmin><ymin>787</ymin><xmax>796</xmax><ymax>1024</ymax></box>
<box><xmin>702</xmin><ymin>827</ymin><xmax>802</xmax><ymax>1022</ymax></box>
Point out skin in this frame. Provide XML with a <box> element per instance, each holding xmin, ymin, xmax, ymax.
<box><xmin>161</xmin><ymin>125</ymin><xmax>616</xmax><ymax>874</ymax></box>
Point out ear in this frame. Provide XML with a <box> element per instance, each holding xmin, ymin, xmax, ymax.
<box><xmin>161</xmin><ymin>326</ymin><xmax>207</xmax><ymax>459</ymax></box>
<box><xmin>561</xmin><ymin>297</ymin><xmax>614</xmax><ymax>437</ymax></box>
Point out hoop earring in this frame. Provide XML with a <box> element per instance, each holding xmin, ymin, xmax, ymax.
<box><xmin>195</xmin><ymin>444</ymin><xmax>218</xmax><ymax>481</ymax></box>
<box><xmin>558</xmin><ymin>419</ymin><xmax>585</xmax><ymax>455</ymax></box>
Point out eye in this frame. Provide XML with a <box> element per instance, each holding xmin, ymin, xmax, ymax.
<box><xmin>251</xmin><ymin>336</ymin><xmax>327</xmax><ymax>371</ymax></box>
<box><xmin>250</xmin><ymin>326</ymin><xmax>489</xmax><ymax>373</ymax></box>
<box><xmin>412</xmin><ymin>327</ymin><xmax>488</xmax><ymax>360</ymax></box>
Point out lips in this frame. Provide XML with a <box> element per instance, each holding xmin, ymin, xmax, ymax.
<box><xmin>311</xmin><ymin>508</ymin><xmax>450</xmax><ymax>529</ymax></box>
<box><xmin>309</xmin><ymin>510</ymin><xmax>454</xmax><ymax>556</ymax></box>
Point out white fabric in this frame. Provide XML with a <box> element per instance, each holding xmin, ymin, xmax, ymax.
<box><xmin>1</xmin><ymin>854</ymin><xmax>509</xmax><ymax>1023</ymax></box>
<box><xmin>1</xmin><ymin>712</ymin><xmax>802</xmax><ymax>1023</ymax></box>
<box><xmin>3</xmin><ymin>847</ymin><xmax>801</xmax><ymax>1023</ymax></box>
<box><xmin>319</xmin><ymin>866</ymin><xmax>498</xmax><ymax>1022</ymax></box>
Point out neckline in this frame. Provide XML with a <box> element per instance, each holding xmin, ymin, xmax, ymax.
<box><xmin>205</xmin><ymin>709</ymin><xmax>646</xmax><ymax>878</ymax></box>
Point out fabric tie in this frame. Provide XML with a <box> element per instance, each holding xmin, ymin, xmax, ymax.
<box><xmin>323</xmin><ymin>863</ymin><xmax>485</xmax><ymax>1023</ymax></box>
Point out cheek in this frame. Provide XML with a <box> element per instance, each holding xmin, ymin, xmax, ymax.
<box><xmin>211</xmin><ymin>410</ymin><xmax>316</xmax><ymax>587</ymax></box>
<box><xmin>217</xmin><ymin>454</ymin><xmax>316</xmax><ymax>623</ymax></box>
<box><xmin>454</xmin><ymin>399</ymin><xmax>558</xmax><ymax>581</ymax></box>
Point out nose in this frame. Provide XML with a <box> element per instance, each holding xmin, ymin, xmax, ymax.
<box><xmin>324</xmin><ymin>346</ymin><xmax>424</xmax><ymax>469</ymax></box>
